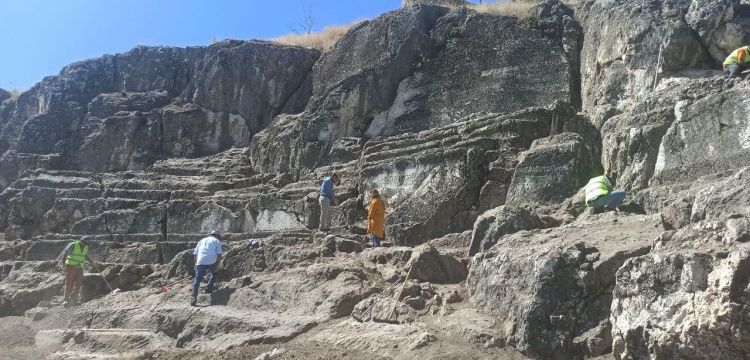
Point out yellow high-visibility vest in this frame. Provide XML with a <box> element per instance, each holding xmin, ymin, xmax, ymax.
<box><xmin>585</xmin><ymin>176</ymin><xmax>609</xmax><ymax>206</ymax></box>
<box><xmin>724</xmin><ymin>46</ymin><xmax>750</xmax><ymax>66</ymax></box>
<box><xmin>65</xmin><ymin>241</ymin><xmax>89</xmax><ymax>266</ymax></box>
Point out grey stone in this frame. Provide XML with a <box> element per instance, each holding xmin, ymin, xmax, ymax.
<box><xmin>250</xmin><ymin>5</ymin><xmax>578</xmax><ymax>175</ymax></box>
<box><xmin>612</xmin><ymin>251</ymin><xmax>750</xmax><ymax>360</ymax></box>
<box><xmin>506</xmin><ymin>132</ymin><xmax>600</xmax><ymax>206</ymax></box>
<box><xmin>468</xmin><ymin>205</ymin><xmax>545</xmax><ymax>257</ymax></box>
<box><xmin>468</xmin><ymin>214</ymin><xmax>661</xmax><ymax>359</ymax></box>
<box><xmin>406</xmin><ymin>244</ymin><xmax>467</xmax><ymax>284</ymax></box>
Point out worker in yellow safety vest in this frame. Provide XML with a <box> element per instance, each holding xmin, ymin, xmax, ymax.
<box><xmin>723</xmin><ymin>46</ymin><xmax>750</xmax><ymax>78</ymax></box>
<box><xmin>59</xmin><ymin>236</ymin><xmax>96</xmax><ymax>306</ymax></box>
<box><xmin>585</xmin><ymin>175</ymin><xmax>626</xmax><ymax>212</ymax></box>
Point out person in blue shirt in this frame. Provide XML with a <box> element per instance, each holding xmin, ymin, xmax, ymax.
<box><xmin>191</xmin><ymin>230</ymin><xmax>223</xmax><ymax>306</ymax></box>
<box><xmin>319</xmin><ymin>172</ymin><xmax>341</xmax><ymax>231</ymax></box>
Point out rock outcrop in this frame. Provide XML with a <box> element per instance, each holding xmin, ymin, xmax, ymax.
<box><xmin>0</xmin><ymin>41</ymin><xmax>319</xmax><ymax>189</ymax></box>
<box><xmin>3</xmin><ymin>0</ymin><xmax>750</xmax><ymax>359</ymax></box>
<box><xmin>250</xmin><ymin>5</ymin><xmax>578</xmax><ymax>176</ymax></box>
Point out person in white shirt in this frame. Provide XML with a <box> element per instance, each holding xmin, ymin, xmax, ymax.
<box><xmin>191</xmin><ymin>230</ymin><xmax>223</xmax><ymax>306</ymax></box>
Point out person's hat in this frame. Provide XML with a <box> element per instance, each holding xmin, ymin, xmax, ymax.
<box><xmin>210</xmin><ymin>230</ymin><xmax>221</xmax><ymax>237</ymax></box>
<box><xmin>80</xmin><ymin>236</ymin><xmax>92</xmax><ymax>245</ymax></box>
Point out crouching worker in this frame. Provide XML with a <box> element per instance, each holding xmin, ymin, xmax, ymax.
<box><xmin>585</xmin><ymin>175</ymin><xmax>626</xmax><ymax>212</ymax></box>
<box><xmin>191</xmin><ymin>230</ymin><xmax>223</xmax><ymax>306</ymax></box>
<box><xmin>367</xmin><ymin>189</ymin><xmax>386</xmax><ymax>248</ymax></box>
<box><xmin>60</xmin><ymin>236</ymin><xmax>96</xmax><ymax>306</ymax></box>
<box><xmin>724</xmin><ymin>46</ymin><xmax>750</xmax><ymax>78</ymax></box>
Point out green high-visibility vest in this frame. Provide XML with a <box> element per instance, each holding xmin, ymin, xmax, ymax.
<box><xmin>65</xmin><ymin>241</ymin><xmax>89</xmax><ymax>267</ymax></box>
<box><xmin>724</xmin><ymin>46</ymin><xmax>750</xmax><ymax>66</ymax></box>
<box><xmin>585</xmin><ymin>176</ymin><xmax>609</xmax><ymax>206</ymax></box>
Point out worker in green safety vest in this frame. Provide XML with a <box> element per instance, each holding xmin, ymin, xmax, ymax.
<box><xmin>584</xmin><ymin>175</ymin><xmax>626</xmax><ymax>212</ymax></box>
<box><xmin>724</xmin><ymin>46</ymin><xmax>750</xmax><ymax>78</ymax></box>
<box><xmin>59</xmin><ymin>236</ymin><xmax>96</xmax><ymax>306</ymax></box>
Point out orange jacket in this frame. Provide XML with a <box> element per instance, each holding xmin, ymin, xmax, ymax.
<box><xmin>367</xmin><ymin>198</ymin><xmax>385</xmax><ymax>239</ymax></box>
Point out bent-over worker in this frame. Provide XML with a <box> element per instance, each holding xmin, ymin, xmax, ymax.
<box><xmin>724</xmin><ymin>46</ymin><xmax>750</xmax><ymax>78</ymax></box>
<box><xmin>585</xmin><ymin>175</ymin><xmax>626</xmax><ymax>212</ymax></box>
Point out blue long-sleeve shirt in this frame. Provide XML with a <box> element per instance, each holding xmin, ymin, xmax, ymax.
<box><xmin>320</xmin><ymin>176</ymin><xmax>335</xmax><ymax>199</ymax></box>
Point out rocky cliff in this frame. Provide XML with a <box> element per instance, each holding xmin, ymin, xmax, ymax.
<box><xmin>1</xmin><ymin>0</ymin><xmax>750</xmax><ymax>359</ymax></box>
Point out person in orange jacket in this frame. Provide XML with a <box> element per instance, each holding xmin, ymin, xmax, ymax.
<box><xmin>367</xmin><ymin>189</ymin><xmax>386</xmax><ymax>248</ymax></box>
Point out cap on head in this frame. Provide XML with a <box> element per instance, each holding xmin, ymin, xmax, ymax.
<box><xmin>210</xmin><ymin>230</ymin><xmax>221</xmax><ymax>238</ymax></box>
<box><xmin>80</xmin><ymin>236</ymin><xmax>92</xmax><ymax>245</ymax></box>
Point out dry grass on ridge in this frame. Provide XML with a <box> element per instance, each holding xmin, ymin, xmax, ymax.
<box><xmin>271</xmin><ymin>20</ymin><xmax>364</xmax><ymax>52</ymax></box>
<box><xmin>270</xmin><ymin>0</ymin><xmax>587</xmax><ymax>52</ymax></box>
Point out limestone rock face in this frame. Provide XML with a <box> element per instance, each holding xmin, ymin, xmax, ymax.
<box><xmin>580</xmin><ymin>0</ymin><xmax>741</xmax><ymax>114</ymax></box>
<box><xmin>402</xmin><ymin>0</ymin><xmax>469</xmax><ymax>8</ymax></box>
<box><xmin>601</xmin><ymin>77</ymin><xmax>733</xmax><ymax>191</ymax></box>
<box><xmin>685</xmin><ymin>0</ymin><xmax>740</xmax><ymax>63</ymax></box>
<box><xmin>5</xmin><ymin>0</ymin><xmax>750</xmax><ymax>358</ymax></box>
<box><xmin>250</xmin><ymin>5</ymin><xmax>578</xmax><ymax>175</ymax></box>
<box><xmin>359</xmin><ymin>103</ymin><xmax>585</xmax><ymax>245</ymax></box>
<box><xmin>652</xmin><ymin>81</ymin><xmax>750</xmax><ymax>185</ymax></box>
<box><xmin>0</xmin><ymin>41</ymin><xmax>319</xmax><ymax>188</ymax></box>
<box><xmin>468</xmin><ymin>214</ymin><xmax>662</xmax><ymax>360</ymax></box>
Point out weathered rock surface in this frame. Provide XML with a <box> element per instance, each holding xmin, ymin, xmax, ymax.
<box><xmin>580</xmin><ymin>0</ymin><xmax>742</xmax><ymax>114</ymax></box>
<box><xmin>601</xmin><ymin>76</ymin><xmax>739</xmax><ymax>191</ymax></box>
<box><xmin>468</xmin><ymin>205</ymin><xmax>545</xmax><ymax>257</ymax></box>
<box><xmin>506</xmin><ymin>132</ymin><xmax>600</xmax><ymax>206</ymax></box>
<box><xmin>0</xmin><ymin>41</ymin><xmax>318</xmax><ymax>188</ymax></box>
<box><xmin>469</xmin><ymin>214</ymin><xmax>662</xmax><ymax>359</ymax></box>
<box><xmin>250</xmin><ymin>4</ymin><xmax>579</xmax><ymax>175</ymax></box>
<box><xmin>611</xmin><ymin>166</ymin><xmax>750</xmax><ymax>359</ymax></box>
<box><xmin>3</xmin><ymin>0</ymin><xmax>750</xmax><ymax>358</ymax></box>
<box><xmin>612</xmin><ymin>226</ymin><xmax>750</xmax><ymax>359</ymax></box>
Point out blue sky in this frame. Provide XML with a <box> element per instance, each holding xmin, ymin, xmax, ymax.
<box><xmin>0</xmin><ymin>0</ymin><xmax>427</xmax><ymax>90</ymax></box>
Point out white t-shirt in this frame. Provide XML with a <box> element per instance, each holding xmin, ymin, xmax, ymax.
<box><xmin>193</xmin><ymin>236</ymin><xmax>223</xmax><ymax>265</ymax></box>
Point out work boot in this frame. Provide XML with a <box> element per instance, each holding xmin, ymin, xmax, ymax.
<box><xmin>190</xmin><ymin>297</ymin><xmax>197</xmax><ymax>306</ymax></box>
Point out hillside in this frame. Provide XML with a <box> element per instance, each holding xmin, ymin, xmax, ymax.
<box><xmin>1</xmin><ymin>0</ymin><xmax>750</xmax><ymax>359</ymax></box>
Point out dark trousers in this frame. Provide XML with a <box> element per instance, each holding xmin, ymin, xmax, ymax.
<box><xmin>725</xmin><ymin>64</ymin><xmax>743</xmax><ymax>78</ymax></box>
<box><xmin>64</xmin><ymin>265</ymin><xmax>84</xmax><ymax>301</ymax></box>
<box><xmin>192</xmin><ymin>263</ymin><xmax>217</xmax><ymax>297</ymax></box>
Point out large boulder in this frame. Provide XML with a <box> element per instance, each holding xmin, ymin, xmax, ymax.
<box><xmin>468</xmin><ymin>205</ymin><xmax>545</xmax><ymax>257</ymax></box>
<box><xmin>506</xmin><ymin>132</ymin><xmax>600</xmax><ymax>206</ymax></box>
<box><xmin>406</xmin><ymin>244</ymin><xmax>467</xmax><ymax>283</ymax></box>
<box><xmin>468</xmin><ymin>213</ymin><xmax>662</xmax><ymax>359</ymax></box>
<box><xmin>685</xmin><ymin>0</ymin><xmax>741</xmax><ymax>63</ymax></box>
